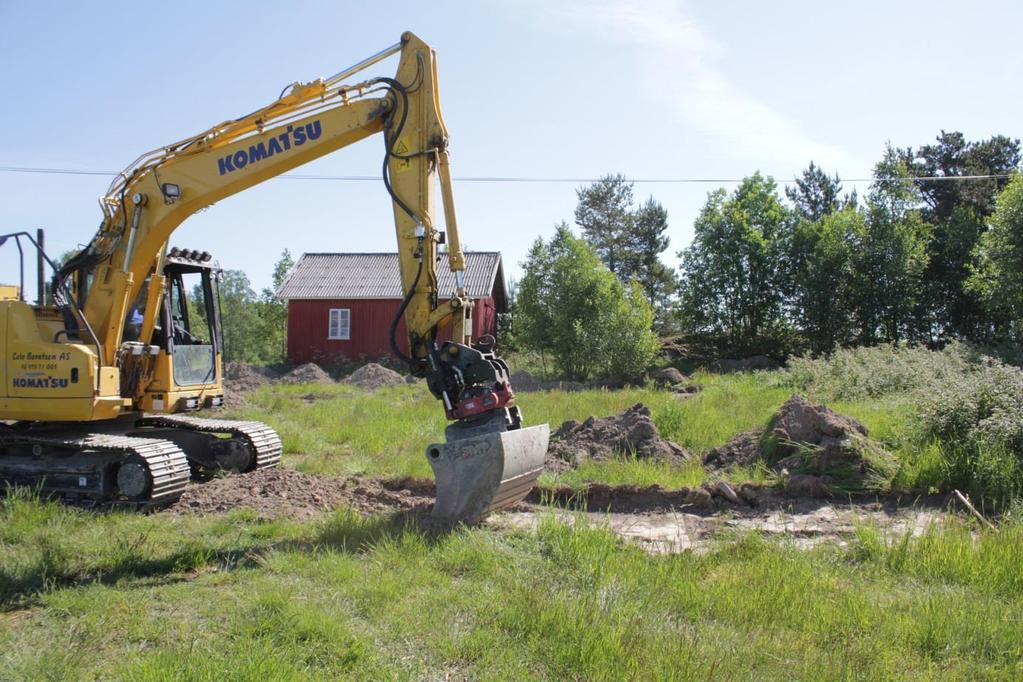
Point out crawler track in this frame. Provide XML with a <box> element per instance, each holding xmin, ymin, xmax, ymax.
<box><xmin>136</xmin><ymin>415</ymin><xmax>282</xmax><ymax>471</ymax></box>
<box><xmin>0</xmin><ymin>431</ymin><xmax>190</xmax><ymax>510</ymax></box>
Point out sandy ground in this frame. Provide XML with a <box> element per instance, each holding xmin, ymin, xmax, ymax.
<box><xmin>492</xmin><ymin>503</ymin><xmax>946</xmax><ymax>555</ymax></box>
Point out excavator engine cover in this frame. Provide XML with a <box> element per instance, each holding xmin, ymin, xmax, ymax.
<box><xmin>427</xmin><ymin>419</ymin><xmax>549</xmax><ymax>523</ymax></box>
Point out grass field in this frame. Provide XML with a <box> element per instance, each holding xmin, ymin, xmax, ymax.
<box><xmin>1</xmin><ymin>489</ymin><xmax>1021</xmax><ymax>679</ymax></box>
<box><xmin>3</xmin><ymin>368</ymin><xmax>1020</xmax><ymax>679</ymax></box>
<box><xmin>230</xmin><ymin>370</ymin><xmax>928</xmax><ymax>491</ymax></box>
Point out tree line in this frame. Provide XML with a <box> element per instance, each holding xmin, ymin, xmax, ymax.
<box><xmin>509</xmin><ymin>131</ymin><xmax>1023</xmax><ymax>377</ymax></box>
<box><xmin>214</xmin><ymin>130</ymin><xmax>1023</xmax><ymax>375</ymax></box>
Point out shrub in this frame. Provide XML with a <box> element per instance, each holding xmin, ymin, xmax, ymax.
<box><xmin>775</xmin><ymin>342</ymin><xmax>989</xmax><ymax>401</ymax></box>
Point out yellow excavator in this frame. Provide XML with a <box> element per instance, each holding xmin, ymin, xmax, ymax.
<box><xmin>0</xmin><ymin>31</ymin><xmax>548</xmax><ymax>522</ymax></box>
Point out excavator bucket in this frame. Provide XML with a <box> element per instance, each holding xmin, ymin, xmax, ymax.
<box><xmin>427</xmin><ymin>424</ymin><xmax>549</xmax><ymax>523</ymax></box>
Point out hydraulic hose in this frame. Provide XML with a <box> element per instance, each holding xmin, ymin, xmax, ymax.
<box><xmin>389</xmin><ymin>256</ymin><xmax>423</xmax><ymax>366</ymax></box>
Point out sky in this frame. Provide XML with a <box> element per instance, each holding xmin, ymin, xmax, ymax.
<box><xmin>1</xmin><ymin>0</ymin><xmax>1020</xmax><ymax>295</ymax></box>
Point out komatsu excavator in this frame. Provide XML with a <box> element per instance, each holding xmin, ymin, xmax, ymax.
<box><xmin>0</xmin><ymin>32</ymin><xmax>548</xmax><ymax>522</ymax></box>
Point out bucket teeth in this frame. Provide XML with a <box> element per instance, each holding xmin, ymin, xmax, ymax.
<box><xmin>427</xmin><ymin>424</ymin><xmax>549</xmax><ymax>523</ymax></box>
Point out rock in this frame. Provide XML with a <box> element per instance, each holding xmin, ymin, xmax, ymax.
<box><xmin>343</xmin><ymin>363</ymin><xmax>405</xmax><ymax>390</ymax></box>
<box><xmin>652</xmin><ymin>367</ymin><xmax>687</xmax><ymax>387</ymax></box>
<box><xmin>737</xmin><ymin>482</ymin><xmax>779</xmax><ymax>507</ymax></box>
<box><xmin>685</xmin><ymin>487</ymin><xmax>713</xmax><ymax>509</ymax></box>
<box><xmin>547</xmin><ymin>403</ymin><xmax>690</xmax><ymax>469</ymax></box>
<box><xmin>710</xmin><ymin>480</ymin><xmax>742</xmax><ymax>505</ymax></box>
<box><xmin>405</xmin><ymin>375</ymin><xmax>419</xmax><ymax>384</ymax></box>
<box><xmin>672</xmin><ymin>383</ymin><xmax>703</xmax><ymax>395</ymax></box>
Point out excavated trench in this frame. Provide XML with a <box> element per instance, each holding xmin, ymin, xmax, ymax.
<box><xmin>165</xmin><ymin>467</ymin><xmax>950</xmax><ymax>554</ymax></box>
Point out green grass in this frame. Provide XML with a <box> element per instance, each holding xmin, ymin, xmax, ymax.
<box><xmin>2</xmin><ymin>492</ymin><xmax>1022</xmax><ymax>679</ymax></box>
<box><xmin>227</xmin><ymin>372</ymin><xmax>793</xmax><ymax>486</ymax></box>
<box><xmin>223</xmin><ymin>370</ymin><xmax>945</xmax><ymax>492</ymax></box>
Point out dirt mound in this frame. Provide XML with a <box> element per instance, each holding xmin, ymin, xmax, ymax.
<box><xmin>767</xmin><ymin>396</ymin><xmax>898</xmax><ymax>493</ymax></box>
<box><xmin>703</xmin><ymin>430</ymin><xmax>763</xmax><ymax>469</ymax></box>
<box><xmin>344</xmin><ymin>363</ymin><xmax>406</xmax><ymax>390</ymax></box>
<box><xmin>651</xmin><ymin>367</ymin><xmax>687</xmax><ymax>387</ymax></box>
<box><xmin>704</xmin><ymin>395</ymin><xmax>899</xmax><ymax>495</ymax></box>
<box><xmin>171</xmin><ymin>468</ymin><xmax>435</xmax><ymax>520</ymax></box>
<box><xmin>223</xmin><ymin>362</ymin><xmax>278</xmax><ymax>393</ymax></box>
<box><xmin>547</xmin><ymin>403</ymin><xmax>690</xmax><ymax>471</ymax></box>
<box><xmin>279</xmin><ymin>362</ymin><xmax>333</xmax><ymax>385</ymax></box>
<box><xmin>223</xmin><ymin>391</ymin><xmax>250</xmax><ymax>410</ymax></box>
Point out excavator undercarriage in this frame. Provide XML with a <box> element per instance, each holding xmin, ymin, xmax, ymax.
<box><xmin>0</xmin><ymin>413</ymin><xmax>281</xmax><ymax>509</ymax></box>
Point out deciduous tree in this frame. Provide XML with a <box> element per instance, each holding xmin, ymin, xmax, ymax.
<box><xmin>678</xmin><ymin>173</ymin><xmax>790</xmax><ymax>353</ymax></box>
<box><xmin>969</xmin><ymin>174</ymin><xmax>1023</xmax><ymax>338</ymax></box>
<box><xmin>516</xmin><ymin>223</ymin><xmax>658</xmax><ymax>381</ymax></box>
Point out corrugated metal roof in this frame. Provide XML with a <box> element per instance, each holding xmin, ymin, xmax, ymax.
<box><xmin>277</xmin><ymin>252</ymin><xmax>503</xmax><ymax>301</ymax></box>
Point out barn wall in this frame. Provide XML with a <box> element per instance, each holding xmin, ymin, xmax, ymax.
<box><xmin>287</xmin><ymin>299</ymin><xmax>406</xmax><ymax>365</ymax></box>
<box><xmin>287</xmin><ymin>297</ymin><xmax>498</xmax><ymax>364</ymax></box>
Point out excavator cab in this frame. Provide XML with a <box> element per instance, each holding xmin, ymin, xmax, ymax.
<box><xmin>122</xmin><ymin>248</ymin><xmax>228</xmax><ymax>415</ymax></box>
<box><xmin>161</xmin><ymin>249</ymin><xmax>220</xmax><ymax>390</ymax></box>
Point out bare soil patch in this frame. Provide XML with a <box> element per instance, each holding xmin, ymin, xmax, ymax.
<box><xmin>166</xmin><ymin>467</ymin><xmax>951</xmax><ymax>555</ymax></box>
<box><xmin>170</xmin><ymin>468</ymin><xmax>434</xmax><ymax>520</ymax></box>
<box><xmin>343</xmin><ymin>363</ymin><xmax>406</xmax><ymax>390</ymax></box>
<box><xmin>547</xmin><ymin>403</ymin><xmax>690</xmax><ymax>472</ymax></box>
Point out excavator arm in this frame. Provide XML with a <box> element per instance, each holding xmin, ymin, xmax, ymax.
<box><xmin>53</xmin><ymin>31</ymin><xmax>548</xmax><ymax>521</ymax></box>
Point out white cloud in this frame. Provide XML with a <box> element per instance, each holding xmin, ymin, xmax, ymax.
<box><xmin>533</xmin><ymin>0</ymin><xmax>848</xmax><ymax>173</ymax></box>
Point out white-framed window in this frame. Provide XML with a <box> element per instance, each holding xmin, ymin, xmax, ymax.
<box><xmin>328</xmin><ymin>308</ymin><xmax>350</xmax><ymax>340</ymax></box>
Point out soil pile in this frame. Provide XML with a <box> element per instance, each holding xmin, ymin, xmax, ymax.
<box><xmin>223</xmin><ymin>362</ymin><xmax>278</xmax><ymax>393</ymax></box>
<box><xmin>703</xmin><ymin>430</ymin><xmax>763</xmax><ymax>469</ymax></box>
<box><xmin>704</xmin><ymin>395</ymin><xmax>899</xmax><ymax>495</ymax></box>
<box><xmin>279</xmin><ymin>362</ymin><xmax>333</xmax><ymax>385</ymax></box>
<box><xmin>344</xmin><ymin>363</ymin><xmax>406</xmax><ymax>390</ymax></box>
<box><xmin>171</xmin><ymin>468</ymin><xmax>434</xmax><ymax>520</ymax></box>
<box><xmin>651</xmin><ymin>367</ymin><xmax>687</xmax><ymax>387</ymax></box>
<box><xmin>547</xmin><ymin>403</ymin><xmax>690</xmax><ymax>471</ymax></box>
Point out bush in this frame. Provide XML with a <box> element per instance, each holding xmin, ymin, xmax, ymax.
<box><xmin>776</xmin><ymin>342</ymin><xmax>989</xmax><ymax>401</ymax></box>
<box><xmin>919</xmin><ymin>361</ymin><xmax>1023</xmax><ymax>450</ymax></box>
<box><xmin>516</xmin><ymin>224</ymin><xmax>659</xmax><ymax>382</ymax></box>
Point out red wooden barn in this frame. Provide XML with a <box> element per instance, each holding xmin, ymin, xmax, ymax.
<box><xmin>277</xmin><ymin>252</ymin><xmax>508</xmax><ymax>364</ymax></box>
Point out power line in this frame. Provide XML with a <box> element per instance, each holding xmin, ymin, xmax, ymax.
<box><xmin>0</xmin><ymin>165</ymin><xmax>1015</xmax><ymax>184</ymax></box>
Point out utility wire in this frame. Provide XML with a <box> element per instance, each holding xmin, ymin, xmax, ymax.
<box><xmin>0</xmin><ymin>165</ymin><xmax>1015</xmax><ymax>184</ymax></box>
